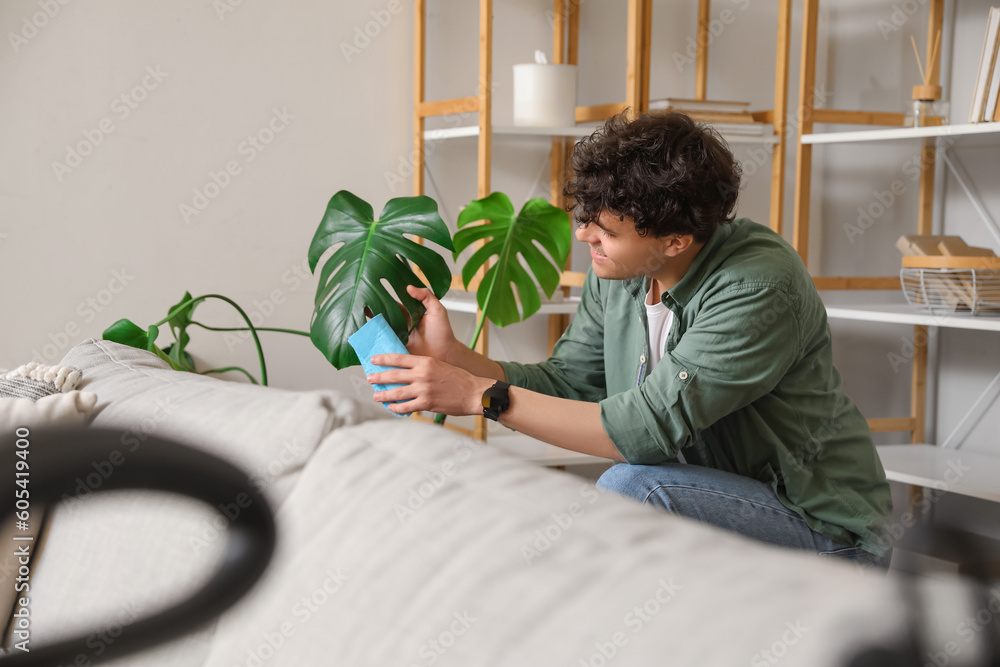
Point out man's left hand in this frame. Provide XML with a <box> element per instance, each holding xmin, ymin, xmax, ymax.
<box><xmin>368</xmin><ymin>354</ymin><xmax>493</xmax><ymax>416</ymax></box>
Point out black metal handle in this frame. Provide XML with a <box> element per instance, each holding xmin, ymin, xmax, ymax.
<box><xmin>847</xmin><ymin>524</ymin><xmax>1000</xmax><ymax>667</ymax></box>
<box><xmin>1</xmin><ymin>427</ymin><xmax>276</xmax><ymax>666</ymax></box>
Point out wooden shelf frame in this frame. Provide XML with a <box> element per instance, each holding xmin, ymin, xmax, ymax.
<box><xmin>793</xmin><ymin>0</ymin><xmax>946</xmax><ymax>450</ymax></box>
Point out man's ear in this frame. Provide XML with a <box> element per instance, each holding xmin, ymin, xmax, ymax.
<box><xmin>663</xmin><ymin>234</ymin><xmax>696</xmax><ymax>257</ymax></box>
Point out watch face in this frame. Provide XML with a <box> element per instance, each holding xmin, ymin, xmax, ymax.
<box><xmin>482</xmin><ymin>382</ymin><xmax>510</xmax><ymax>420</ymax></box>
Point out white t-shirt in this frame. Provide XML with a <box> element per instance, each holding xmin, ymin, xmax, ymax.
<box><xmin>645</xmin><ymin>287</ymin><xmax>674</xmax><ymax>371</ymax></box>
<box><xmin>646</xmin><ymin>285</ymin><xmax>681</xmax><ymax>462</ymax></box>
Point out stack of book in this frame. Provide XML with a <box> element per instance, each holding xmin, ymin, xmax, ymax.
<box><xmin>970</xmin><ymin>6</ymin><xmax>1000</xmax><ymax>123</ymax></box>
<box><xmin>647</xmin><ymin>98</ymin><xmax>766</xmax><ymax>136</ymax></box>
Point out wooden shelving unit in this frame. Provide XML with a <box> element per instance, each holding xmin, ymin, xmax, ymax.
<box><xmin>413</xmin><ymin>0</ymin><xmax>793</xmax><ymax>447</ymax></box>
<box><xmin>796</xmin><ymin>0</ymin><xmax>1000</xmax><ymax>505</ymax></box>
<box><xmin>793</xmin><ymin>0</ymin><xmax>946</xmax><ymax>450</ymax></box>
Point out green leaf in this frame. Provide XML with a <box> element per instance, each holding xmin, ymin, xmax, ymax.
<box><xmin>308</xmin><ymin>191</ymin><xmax>455</xmax><ymax>369</ymax></box>
<box><xmin>165</xmin><ymin>292</ymin><xmax>199</xmax><ymax>372</ymax></box>
<box><xmin>103</xmin><ymin>320</ymin><xmax>185</xmax><ymax>371</ymax></box>
<box><xmin>103</xmin><ymin>318</ymin><xmax>152</xmax><ymax>349</ymax></box>
<box><xmin>163</xmin><ymin>343</ymin><xmax>196</xmax><ymax>373</ymax></box>
<box><xmin>453</xmin><ymin>193</ymin><xmax>571</xmax><ymax>327</ymax></box>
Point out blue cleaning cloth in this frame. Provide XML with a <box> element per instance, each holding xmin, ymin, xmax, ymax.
<box><xmin>348</xmin><ymin>313</ymin><xmax>410</xmax><ymax>417</ymax></box>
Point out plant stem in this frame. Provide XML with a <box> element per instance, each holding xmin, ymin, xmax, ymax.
<box><xmin>201</xmin><ymin>366</ymin><xmax>259</xmax><ymax>384</ymax></box>
<box><xmin>434</xmin><ymin>280</ymin><xmax>496</xmax><ymax>427</ymax></box>
<box><xmin>191</xmin><ymin>321</ymin><xmax>310</xmax><ymax>336</ymax></box>
<box><xmin>157</xmin><ymin>294</ymin><xmax>269</xmax><ymax>386</ymax></box>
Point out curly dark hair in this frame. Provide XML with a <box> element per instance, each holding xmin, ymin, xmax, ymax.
<box><xmin>564</xmin><ymin>111</ymin><xmax>742</xmax><ymax>242</ymax></box>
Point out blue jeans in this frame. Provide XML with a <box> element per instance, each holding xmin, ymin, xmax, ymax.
<box><xmin>597</xmin><ymin>463</ymin><xmax>891</xmax><ymax>570</ymax></box>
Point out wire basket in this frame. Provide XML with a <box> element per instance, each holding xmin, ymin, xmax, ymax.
<box><xmin>900</xmin><ymin>257</ymin><xmax>1000</xmax><ymax>316</ymax></box>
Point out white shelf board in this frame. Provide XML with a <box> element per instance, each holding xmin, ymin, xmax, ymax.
<box><xmin>825</xmin><ymin>304</ymin><xmax>1000</xmax><ymax>332</ymax></box>
<box><xmin>488</xmin><ymin>431</ymin><xmax>610</xmax><ymax>467</ymax></box>
<box><xmin>802</xmin><ymin>122</ymin><xmax>1000</xmax><ymax>145</ymax></box>
<box><xmin>425</xmin><ymin>124</ymin><xmax>779</xmax><ymax>145</ymax></box>
<box><xmin>424</xmin><ymin>124</ymin><xmax>600</xmax><ymax>140</ymax></box>
<box><xmin>441</xmin><ymin>291</ymin><xmax>581</xmax><ymax>315</ymax></box>
<box><xmin>877</xmin><ymin>444</ymin><xmax>1000</xmax><ymax>503</ymax></box>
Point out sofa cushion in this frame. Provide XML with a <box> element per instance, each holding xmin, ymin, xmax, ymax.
<box><xmin>21</xmin><ymin>339</ymin><xmax>386</xmax><ymax>665</ymax></box>
<box><xmin>200</xmin><ymin>419</ymin><xmax>913</xmax><ymax>667</ymax></box>
<box><xmin>59</xmin><ymin>338</ymin><xmax>387</xmax><ymax>505</ymax></box>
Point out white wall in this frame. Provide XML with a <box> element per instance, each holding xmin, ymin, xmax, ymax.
<box><xmin>1</xmin><ymin>0</ymin><xmax>418</xmax><ymax>397</ymax></box>
<box><xmin>2</xmin><ymin>1</ymin><xmax>998</xmax><ymax>532</ymax></box>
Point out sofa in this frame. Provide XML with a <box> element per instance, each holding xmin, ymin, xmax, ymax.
<box><xmin>0</xmin><ymin>339</ymin><xmax>978</xmax><ymax>666</ymax></box>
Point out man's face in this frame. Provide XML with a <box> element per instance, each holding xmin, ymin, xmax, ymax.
<box><xmin>574</xmin><ymin>209</ymin><xmax>671</xmax><ymax>281</ymax></box>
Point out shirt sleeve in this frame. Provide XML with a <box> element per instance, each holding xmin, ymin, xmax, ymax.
<box><xmin>497</xmin><ymin>270</ymin><xmax>607</xmax><ymax>403</ymax></box>
<box><xmin>600</xmin><ymin>283</ymin><xmax>802</xmax><ymax>465</ymax></box>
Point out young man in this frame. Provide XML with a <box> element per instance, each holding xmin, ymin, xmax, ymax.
<box><xmin>368</xmin><ymin>111</ymin><xmax>893</xmax><ymax>568</ymax></box>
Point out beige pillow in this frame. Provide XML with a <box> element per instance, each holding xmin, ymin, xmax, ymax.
<box><xmin>0</xmin><ymin>391</ymin><xmax>98</xmax><ymax>430</ymax></box>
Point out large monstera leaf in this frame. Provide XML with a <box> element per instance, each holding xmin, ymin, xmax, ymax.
<box><xmin>453</xmin><ymin>193</ymin><xmax>571</xmax><ymax>328</ymax></box>
<box><xmin>309</xmin><ymin>191</ymin><xmax>454</xmax><ymax>369</ymax></box>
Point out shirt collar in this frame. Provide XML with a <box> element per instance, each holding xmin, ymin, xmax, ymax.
<box><xmin>662</xmin><ymin>221</ymin><xmax>735</xmax><ymax>307</ymax></box>
<box><xmin>621</xmin><ymin>221</ymin><xmax>737</xmax><ymax>306</ymax></box>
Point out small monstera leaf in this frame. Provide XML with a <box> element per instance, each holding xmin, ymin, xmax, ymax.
<box><xmin>453</xmin><ymin>193</ymin><xmax>571</xmax><ymax>327</ymax></box>
<box><xmin>103</xmin><ymin>320</ymin><xmax>181</xmax><ymax>370</ymax></box>
<box><xmin>164</xmin><ymin>291</ymin><xmax>199</xmax><ymax>372</ymax></box>
<box><xmin>309</xmin><ymin>191</ymin><xmax>454</xmax><ymax>369</ymax></box>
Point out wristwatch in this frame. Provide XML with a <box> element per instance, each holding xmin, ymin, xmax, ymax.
<box><xmin>481</xmin><ymin>380</ymin><xmax>511</xmax><ymax>421</ymax></box>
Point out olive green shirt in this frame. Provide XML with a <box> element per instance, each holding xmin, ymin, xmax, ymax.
<box><xmin>498</xmin><ymin>218</ymin><xmax>892</xmax><ymax>555</ymax></box>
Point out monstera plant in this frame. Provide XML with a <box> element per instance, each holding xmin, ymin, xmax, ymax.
<box><xmin>307</xmin><ymin>191</ymin><xmax>454</xmax><ymax>369</ymax></box>
<box><xmin>103</xmin><ymin>189</ymin><xmax>572</xmax><ymax>388</ymax></box>
<box><xmin>453</xmin><ymin>192</ymin><xmax>572</xmax><ymax>351</ymax></box>
<box><xmin>308</xmin><ymin>190</ymin><xmax>572</xmax><ymax>368</ymax></box>
<box><xmin>103</xmin><ymin>291</ymin><xmax>292</xmax><ymax>385</ymax></box>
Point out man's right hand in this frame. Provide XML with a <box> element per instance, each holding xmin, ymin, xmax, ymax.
<box><xmin>404</xmin><ymin>284</ymin><xmax>507</xmax><ymax>383</ymax></box>
<box><xmin>405</xmin><ymin>284</ymin><xmax>460</xmax><ymax>364</ymax></box>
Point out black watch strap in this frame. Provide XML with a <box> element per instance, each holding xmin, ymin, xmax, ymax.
<box><xmin>481</xmin><ymin>381</ymin><xmax>511</xmax><ymax>422</ymax></box>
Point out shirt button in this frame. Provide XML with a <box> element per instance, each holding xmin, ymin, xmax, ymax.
<box><xmin>678</xmin><ymin>371</ymin><xmax>689</xmax><ymax>380</ymax></box>
<box><xmin>640</xmin><ymin>355</ymin><xmax>646</xmax><ymax>363</ymax></box>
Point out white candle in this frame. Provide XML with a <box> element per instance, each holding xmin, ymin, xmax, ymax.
<box><xmin>513</xmin><ymin>63</ymin><xmax>578</xmax><ymax>127</ymax></box>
